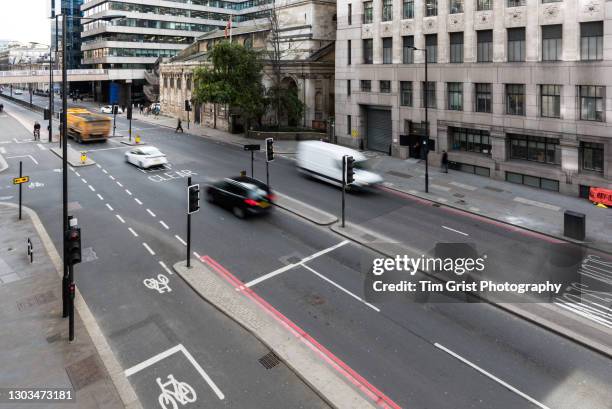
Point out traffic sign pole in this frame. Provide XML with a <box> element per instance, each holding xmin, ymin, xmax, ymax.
<box><xmin>341</xmin><ymin>156</ymin><xmax>346</xmax><ymax>228</ymax></box>
<box><xmin>187</xmin><ymin>177</ymin><xmax>192</xmax><ymax>268</ymax></box>
<box><xmin>18</xmin><ymin>161</ymin><xmax>22</xmax><ymax>220</ymax></box>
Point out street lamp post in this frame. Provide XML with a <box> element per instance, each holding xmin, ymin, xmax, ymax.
<box><xmin>410</xmin><ymin>46</ymin><xmax>429</xmax><ymax>193</ymax></box>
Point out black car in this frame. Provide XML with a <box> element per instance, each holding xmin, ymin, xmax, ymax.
<box><xmin>206</xmin><ymin>176</ymin><xmax>275</xmax><ymax>218</ymax></box>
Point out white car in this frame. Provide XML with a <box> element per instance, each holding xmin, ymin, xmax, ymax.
<box><xmin>100</xmin><ymin>105</ymin><xmax>123</xmax><ymax>114</ymax></box>
<box><xmin>125</xmin><ymin>146</ymin><xmax>168</xmax><ymax>169</ymax></box>
<box><xmin>14</xmin><ymin>89</ymin><xmax>23</xmax><ymax>95</ymax></box>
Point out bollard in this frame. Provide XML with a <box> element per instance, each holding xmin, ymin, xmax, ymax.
<box><xmin>80</xmin><ymin>152</ymin><xmax>87</xmax><ymax>164</ymax></box>
<box><xmin>135</xmin><ymin>135</ymin><xmax>141</xmax><ymax>144</ymax></box>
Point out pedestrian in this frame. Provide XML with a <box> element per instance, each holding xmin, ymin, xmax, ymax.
<box><xmin>33</xmin><ymin>121</ymin><xmax>41</xmax><ymax>140</ymax></box>
<box><xmin>175</xmin><ymin>118</ymin><xmax>184</xmax><ymax>133</ymax></box>
<box><xmin>0</xmin><ymin>103</ymin><xmax>4</xmax><ymax>112</ymax></box>
<box><xmin>441</xmin><ymin>150</ymin><xmax>448</xmax><ymax>173</ymax></box>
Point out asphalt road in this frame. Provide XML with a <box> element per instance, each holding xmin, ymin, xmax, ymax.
<box><xmin>1</xmin><ymin>97</ymin><xmax>611</xmax><ymax>409</ymax></box>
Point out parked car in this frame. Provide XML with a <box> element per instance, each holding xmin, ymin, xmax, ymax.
<box><xmin>296</xmin><ymin>141</ymin><xmax>383</xmax><ymax>189</ymax></box>
<box><xmin>100</xmin><ymin>105</ymin><xmax>123</xmax><ymax>114</ymax></box>
<box><xmin>14</xmin><ymin>89</ymin><xmax>23</xmax><ymax>95</ymax></box>
<box><xmin>125</xmin><ymin>146</ymin><xmax>168</xmax><ymax>169</ymax></box>
<box><xmin>206</xmin><ymin>176</ymin><xmax>274</xmax><ymax>218</ymax></box>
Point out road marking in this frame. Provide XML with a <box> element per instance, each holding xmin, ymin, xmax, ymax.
<box><xmin>442</xmin><ymin>225</ymin><xmax>469</xmax><ymax>236</ymax></box>
<box><xmin>175</xmin><ymin>235</ymin><xmax>187</xmax><ymax>246</ymax></box>
<box><xmin>159</xmin><ymin>261</ymin><xmax>174</xmax><ymax>275</ymax></box>
<box><xmin>7</xmin><ymin>155</ymin><xmax>38</xmax><ymax>165</ymax></box>
<box><xmin>159</xmin><ymin>220</ymin><xmax>169</xmax><ymax>229</ymax></box>
<box><xmin>513</xmin><ymin>197</ymin><xmax>561</xmax><ymax>212</ymax></box>
<box><xmin>302</xmin><ymin>264</ymin><xmax>380</xmax><ymax>312</ymax></box>
<box><xmin>81</xmin><ymin>178</ymin><xmax>87</xmax><ymax>184</ymax></box>
<box><xmin>142</xmin><ymin>242</ymin><xmax>156</xmax><ymax>255</ymax></box>
<box><xmin>128</xmin><ymin>227</ymin><xmax>138</xmax><ymax>237</ymax></box>
<box><xmin>144</xmin><ymin>274</ymin><xmax>171</xmax><ymax>293</ymax></box>
<box><xmin>109</xmin><ymin>175</ymin><xmax>115</xmax><ymax>180</ymax></box>
<box><xmin>88</xmin><ymin>185</ymin><xmax>96</xmax><ymax>192</ymax></box>
<box><xmin>193</xmin><ymin>251</ymin><xmax>201</xmax><ymax>259</ymax></box>
<box><xmin>147</xmin><ymin>208</ymin><xmax>156</xmax><ymax>217</ymax></box>
<box><xmin>36</xmin><ymin>144</ymin><xmax>46</xmax><ymax>151</ymax></box>
<box><xmin>116</xmin><ymin>181</ymin><xmax>123</xmax><ymax>187</ymax></box>
<box><xmin>116</xmin><ymin>214</ymin><xmax>126</xmax><ymax>223</ymax></box>
<box><xmin>434</xmin><ymin>343</ymin><xmax>551</xmax><ymax>409</ymax></box>
<box><xmin>449</xmin><ymin>181</ymin><xmax>478</xmax><ymax>191</ymax></box>
<box><xmin>125</xmin><ymin>189</ymin><xmax>132</xmax><ymax>195</ymax></box>
<box><xmin>75</xmin><ymin>171</ymin><xmax>80</xmax><ymax>177</ymax></box>
<box><xmin>0</xmin><ymin>147</ymin><xmax>5</xmax><ymax>154</ymax></box>
<box><xmin>134</xmin><ymin>198</ymin><xmax>143</xmax><ymax>205</ymax></box>
<box><xmin>245</xmin><ymin>240</ymin><xmax>350</xmax><ymax>288</ymax></box>
<box><xmin>102</xmin><ymin>169</ymin><xmax>108</xmax><ymax>174</ymax></box>
<box><xmin>97</xmin><ymin>194</ymin><xmax>104</xmax><ymax>201</ymax></box>
<box><xmin>106</xmin><ymin>203</ymin><xmax>114</xmax><ymax>211</ymax></box>
<box><xmin>95</xmin><ymin>163</ymin><xmax>101</xmax><ymax>168</ymax></box>
<box><xmin>430</xmin><ymin>184</ymin><xmax>451</xmax><ymax>192</ymax></box>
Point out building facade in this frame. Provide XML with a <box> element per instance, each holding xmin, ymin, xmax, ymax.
<box><xmin>335</xmin><ymin>0</ymin><xmax>612</xmax><ymax>195</ymax></box>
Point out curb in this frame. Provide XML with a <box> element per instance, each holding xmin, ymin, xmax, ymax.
<box><xmin>49</xmin><ymin>147</ymin><xmax>96</xmax><ymax>167</ymax></box>
<box><xmin>0</xmin><ymin>202</ymin><xmax>143</xmax><ymax>409</ymax></box>
<box><xmin>275</xmin><ymin>192</ymin><xmax>338</xmax><ymax>225</ymax></box>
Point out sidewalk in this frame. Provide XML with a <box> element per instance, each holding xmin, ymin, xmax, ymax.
<box><xmin>133</xmin><ymin>111</ymin><xmax>611</xmax><ymax>251</ymax></box>
<box><xmin>0</xmin><ymin>203</ymin><xmax>128</xmax><ymax>409</ymax></box>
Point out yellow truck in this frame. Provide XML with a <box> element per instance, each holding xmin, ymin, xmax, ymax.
<box><xmin>67</xmin><ymin>108</ymin><xmax>111</xmax><ymax>143</ymax></box>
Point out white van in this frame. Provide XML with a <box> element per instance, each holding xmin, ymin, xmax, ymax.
<box><xmin>296</xmin><ymin>141</ymin><xmax>383</xmax><ymax>188</ymax></box>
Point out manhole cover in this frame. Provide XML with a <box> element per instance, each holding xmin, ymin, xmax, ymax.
<box><xmin>65</xmin><ymin>355</ymin><xmax>104</xmax><ymax>391</ymax></box>
<box><xmin>432</xmin><ymin>203</ymin><xmax>441</xmax><ymax>207</ymax></box>
<box><xmin>258</xmin><ymin>352</ymin><xmax>281</xmax><ymax>369</ymax></box>
<box><xmin>16</xmin><ymin>290</ymin><xmax>56</xmax><ymax>311</ymax></box>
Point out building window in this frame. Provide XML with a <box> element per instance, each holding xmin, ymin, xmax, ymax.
<box><xmin>422</xmin><ymin>81</ymin><xmax>436</xmax><ymax>108</ymax></box>
<box><xmin>542</xmin><ymin>25</ymin><xmax>562</xmax><ymax>61</ymax></box>
<box><xmin>348</xmin><ymin>4</ymin><xmax>352</xmax><ymax>25</ymax></box>
<box><xmin>507</xmin><ymin>27</ymin><xmax>525</xmax><ymax>62</ymax></box>
<box><xmin>425</xmin><ymin>0</ymin><xmax>437</xmax><ymax>16</ymax></box>
<box><xmin>363</xmin><ymin>1</ymin><xmax>373</xmax><ymax>23</ymax></box>
<box><xmin>507</xmin><ymin>0</ymin><xmax>525</xmax><ymax>7</ymax></box>
<box><xmin>540</xmin><ymin>84</ymin><xmax>561</xmax><ymax>118</ymax></box>
<box><xmin>509</xmin><ymin>133</ymin><xmax>560</xmax><ymax>164</ymax></box>
<box><xmin>163</xmin><ymin>76</ymin><xmax>168</xmax><ymax>88</ymax></box>
<box><xmin>542</xmin><ymin>0</ymin><xmax>561</xmax><ymax>3</ymax></box>
<box><xmin>581</xmin><ymin>142</ymin><xmax>604</xmax><ymax>172</ymax></box>
<box><xmin>449</xmin><ymin>0</ymin><xmax>463</xmax><ymax>13</ymax></box>
<box><xmin>579</xmin><ymin>85</ymin><xmax>604</xmax><ymax>121</ymax></box>
<box><xmin>382</xmin><ymin>0</ymin><xmax>393</xmax><ymax>21</ymax></box>
<box><xmin>506</xmin><ymin>172</ymin><xmax>559</xmax><ymax>191</ymax></box>
<box><xmin>402</xmin><ymin>36</ymin><xmax>414</xmax><ymax>63</ymax></box>
<box><xmin>380</xmin><ymin>80</ymin><xmax>391</xmax><ymax>93</ymax></box>
<box><xmin>477</xmin><ymin>30</ymin><xmax>493</xmax><ymax>62</ymax></box>
<box><xmin>506</xmin><ymin>84</ymin><xmax>525</xmax><ymax>116</ymax></box>
<box><xmin>186</xmin><ymin>77</ymin><xmax>192</xmax><ymax>90</ymax></box>
<box><xmin>363</xmin><ymin>39</ymin><xmax>373</xmax><ymax>64</ymax></box>
<box><xmin>451</xmin><ymin>127</ymin><xmax>491</xmax><ymax>154</ymax></box>
<box><xmin>361</xmin><ymin>80</ymin><xmax>371</xmax><ymax>92</ymax></box>
<box><xmin>382</xmin><ymin>38</ymin><xmax>392</xmax><ymax>64</ymax></box>
<box><xmin>425</xmin><ymin>34</ymin><xmax>437</xmax><ymax>63</ymax></box>
<box><xmin>449</xmin><ymin>32</ymin><xmax>463</xmax><ymax>63</ymax></box>
<box><xmin>400</xmin><ymin>81</ymin><xmax>413</xmax><ymax>106</ymax></box>
<box><xmin>580</xmin><ymin>21</ymin><xmax>603</xmax><ymax>61</ymax></box>
<box><xmin>477</xmin><ymin>0</ymin><xmax>491</xmax><ymax>10</ymax></box>
<box><xmin>448</xmin><ymin>82</ymin><xmax>463</xmax><ymax>110</ymax></box>
<box><xmin>347</xmin><ymin>40</ymin><xmax>351</xmax><ymax>65</ymax></box>
<box><xmin>475</xmin><ymin>83</ymin><xmax>492</xmax><ymax>113</ymax></box>
<box><xmin>347</xmin><ymin>115</ymin><xmax>352</xmax><ymax>135</ymax></box>
<box><xmin>403</xmin><ymin>0</ymin><xmax>414</xmax><ymax>18</ymax></box>
<box><xmin>347</xmin><ymin>79</ymin><xmax>351</xmax><ymax>97</ymax></box>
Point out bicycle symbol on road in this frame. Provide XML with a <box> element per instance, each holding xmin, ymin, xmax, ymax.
<box><xmin>157</xmin><ymin>374</ymin><xmax>197</xmax><ymax>409</ymax></box>
<box><xmin>143</xmin><ymin>274</ymin><xmax>172</xmax><ymax>294</ymax></box>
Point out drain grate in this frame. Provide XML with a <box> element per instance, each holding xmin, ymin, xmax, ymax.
<box><xmin>259</xmin><ymin>352</ymin><xmax>281</xmax><ymax>369</ymax></box>
<box><xmin>432</xmin><ymin>203</ymin><xmax>441</xmax><ymax>207</ymax></box>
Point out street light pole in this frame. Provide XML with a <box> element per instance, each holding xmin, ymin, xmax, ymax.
<box><xmin>411</xmin><ymin>46</ymin><xmax>429</xmax><ymax>193</ymax></box>
<box><xmin>61</xmin><ymin>13</ymin><xmax>69</xmax><ymax>318</ymax></box>
<box><xmin>49</xmin><ymin>44</ymin><xmax>54</xmax><ymax>143</ymax></box>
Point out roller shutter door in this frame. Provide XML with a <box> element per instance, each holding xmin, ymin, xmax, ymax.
<box><xmin>366</xmin><ymin>107</ymin><xmax>392</xmax><ymax>153</ymax></box>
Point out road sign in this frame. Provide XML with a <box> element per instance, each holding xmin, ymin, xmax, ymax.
<box><xmin>13</xmin><ymin>176</ymin><xmax>29</xmax><ymax>185</ymax></box>
<box><xmin>243</xmin><ymin>144</ymin><xmax>261</xmax><ymax>151</ymax></box>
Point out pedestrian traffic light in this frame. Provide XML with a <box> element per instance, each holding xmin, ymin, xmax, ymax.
<box><xmin>113</xmin><ymin>105</ymin><xmax>118</xmax><ymax>115</ymax></box>
<box><xmin>184</xmin><ymin>100</ymin><xmax>191</xmax><ymax>112</ymax></box>
<box><xmin>188</xmin><ymin>184</ymin><xmax>200</xmax><ymax>214</ymax></box>
<box><xmin>265</xmin><ymin>138</ymin><xmax>274</xmax><ymax>162</ymax></box>
<box><xmin>344</xmin><ymin>155</ymin><xmax>355</xmax><ymax>184</ymax></box>
<box><xmin>65</xmin><ymin>227</ymin><xmax>82</xmax><ymax>266</ymax></box>
<box><xmin>126</xmin><ymin>105</ymin><xmax>132</xmax><ymax>120</ymax></box>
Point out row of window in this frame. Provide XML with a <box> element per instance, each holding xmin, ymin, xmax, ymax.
<box><xmin>83</xmin><ymin>48</ymin><xmax>180</xmax><ymax>59</ymax></box>
<box><xmin>354</xmin><ymin>22</ymin><xmax>603</xmax><ymax>65</ymax></box>
<box><xmin>348</xmin><ymin>80</ymin><xmax>606</xmax><ymax>121</ymax></box>
<box><xmin>82</xmin><ymin>33</ymin><xmax>194</xmax><ymax>46</ymax></box>
<box><xmin>84</xmin><ymin>0</ymin><xmax>271</xmax><ymax>14</ymax></box>
<box><xmin>83</xmin><ymin>18</ymin><xmax>221</xmax><ymax>33</ymax></box>
<box><xmin>163</xmin><ymin>75</ymin><xmax>193</xmax><ymax>90</ymax></box>
<box><xmin>356</xmin><ymin>0</ymin><xmax>575</xmax><ymax>23</ymax></box>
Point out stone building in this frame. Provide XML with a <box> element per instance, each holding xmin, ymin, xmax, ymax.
<box><xmin>335</xmin><ymin>0</ymin><xmax>612</xmax><ymax>195</ymax></box>
<box><xmin>159</xmin><ymin>0</ymin><xmax>336</xmax><ymax>132</ymax></box>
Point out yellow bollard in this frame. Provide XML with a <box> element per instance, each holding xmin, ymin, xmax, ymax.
<box><xmin>80</xmin><ymin>152</ymin><xmax>87</xmax><ymax>164</ymax></box>
<box><xmin>135</xmin><ymin>135</ymin><xmax>141</xmax><ymax>144</ymax></box>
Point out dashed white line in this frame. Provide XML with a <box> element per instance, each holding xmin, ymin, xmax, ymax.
<box><xmin>116</xmin><ymin>181</ymin><xmax>123</xmax><ymax>187</ymax></box>
<box><xmin>0</xmin><ymin>147</ymin><xmax>5</xmax><ymax>154</ymax></box>
<box><xmin>75</xmin><ymin>171</ymin><xmax>80</xmax><ymax>177</ymax></box>
<box><xmin>106</xmin><ymin>203</ymin><xmax>114</xmax><ymax>211</ymax></box>
<box><xmin>175</xmin><ymin>235</ymin><xmax>187</xmax><ymax>246</ymax></box>
<box><xmin>81</xmin><ymin>178</ymin><xmax>87</xmax><ymax>184</ymax></box>
<box><xmin>146</xmin><ymin>209</ymin><xmax>156</xmax><ymax>217</ymax></box>
<box><xmin>442</xmin><ymin>225</ymin><xmax>469</xmax><ymax>236</ymax></box>
<box><xmin>88</xmin><ymin>185</ymin><xmax>96</xmax><ymax>192</ymax></box>
<box><xmin>116</xmin><ymin>214</ymin><xmax>126</xmax><ymax>224</ymax></box>
<box><xmin>134</xmin><ymin>198</ymin><xmax>143</xmax><ymax>205</ymax></box>
<box><xmin>95</xmin><ymin>164</ymin><xmax>102</xmax><ymax>168</ymax></box>
<box><xmin>128</xmin><ymin>227</ymin><xmax>139</xmax><ymax>237</ymax></box>
<box><xmin>109</xmin><ymin>175</ymin><xmax>115</xmax><ymax>180</ymax></box>
<box><xmin>193</xmin><ymin>251</ymin><xmax>201</xmax><ymax>259</ymax></box>
<box><xmin>102</xmin><ymin>169</ymin><xmax>108</xmax><ymax>174</ymax></box>
<box><xmin>142</xmin><ymin>242</ymin><xmax>155</xmax><ymax>256</ymax></box>
<box><xmin>37</xmin><ymin>144</ymin><xmax>46</xmax><ymax>151</ymax></box>
<box><xmin>159</xmin><ymin>220</ymin><xmax>169</xmax><ymax>230</ymax></box>
<box><xmin>97</xmin><ymin>194</ymin><xmax>104</xmax><ymax>201</ymax></box>
<box><xmin>434</xmin><ymin>343</ymin><xmax>551</xmax><ymax>409</ymax></box>
<box><xmin>125</xmin><ymin>189</ymin><xmax>132</xmax><ymax>196</ymax></box>
<box><xmin>159</xmin><ymin>261</ymin><xmax>174</xmax><ymax>275</ymax></box>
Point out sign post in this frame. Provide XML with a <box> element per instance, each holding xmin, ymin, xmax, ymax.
<box><xmin>243</xmin><ymin>144</ymin><xmax>261</xmax><ymax>178</ymax></box>
<box><xmin>13</xmin><ymin>161</ymin><xmax>30</xmax><ymax>220</ymax></box>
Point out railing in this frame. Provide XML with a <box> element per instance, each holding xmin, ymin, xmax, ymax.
<box><xmin>0</xmin><ymin>69</ymin><xmax>107</xmax><ymax>77</ymax></box>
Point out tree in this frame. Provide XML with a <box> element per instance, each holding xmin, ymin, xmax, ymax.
<box><xmin>192</xmin><ymin>41</ymin><xmax>266</xmax><ymax>129</ymax></box>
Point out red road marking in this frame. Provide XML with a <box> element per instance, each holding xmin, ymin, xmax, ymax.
<box><xmin>201</xmin><ymin>255</ymin><xmax>402</xmax><ymax>409</ymax></box>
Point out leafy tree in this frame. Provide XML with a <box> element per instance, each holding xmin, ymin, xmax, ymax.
<box><xmin>266</xmin><ymin>85</ymin><xmax>303</xmax><ymax>127</ymax></box>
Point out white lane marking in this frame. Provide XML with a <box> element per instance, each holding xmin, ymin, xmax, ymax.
<box><xmin>95</xmin><ymin>163</ymin><xmax>101</xmax><ymax>168</ymax></box>
<box><xmin>245</xmin><ymin>240</ymin><xmax>350</xmax><ymax>288</ymax></box>
<box><xmin>159</xmin><ymin>261</ymin><xmax>174</xmax><ymax>276</ymax></box>
<box><xmin>449</xmin><ymin>181</ymin><xmax>478</xmax><ymax>191</ymax></box>
<box><xmin>159</xmin><ymin>220</ymin><xmax>169</xmax><ymax>230</ymax></box>
<box><xmin>88</xmin><ymin>185</ymin><xmax>96</xmax><ymax>192</ymax></box>
<box><xmin>125</xmin><ymin>189</ymin><xmax>132</xmax><ymax>196</ymax></box>
<box><xmin>134</xmin><ymin>198</ymin><xmax>143</xmax><ymax>205</ymax></box>
<box><xmin>75</xmin><ymin>171</ymin><xmax>81</xmax><ymax>177</ymax></box>
<box><xmin>175</xmin><ymin>235</ymin><xmax>187</xmax><ymax>246</ymax></box>
<box><xmin>81</xmin><ymin>178</ymin><xmax>87</xmax><ymax>184</ymax></box>
<box><xmin>109</xmin><ymin>175</ymin><xmax>115</xmax><ymax>180</ymax></box>
<box><xmin>434</xmin><ymin>343</ymin><xmax>551</xmax><ymax>409</ymax></box>
<box><xmin>116</xmin><ymin>181</ymin><xmax>123</xmax><ymax>187</ymax></box>
<box><xmin>302</xmin><ymin>264</ymin><xmax>380</xmax><ymax>312</ymax></box>
<box><xmin>37</xmin><ymin>144</ymin><xmax>46</xmax><ymax>151</ymax></box>
<box><xmin>102</xmin><ymin>169</ymin><xmax>108</xmax><ymax>174</ymax></box>
<box><xmin>513</xmin><ymin>197</ymin><xmax>561</xmax><ymax>212</ymax></box>
<box><xmin>0</xmin><ymin>147</ymin><xmax>5</xmax><ymax>154</ymax></box>
<box><xmin>128</xmin><ymin>227</ymin><xmax>138</xmax><ymax>237</ymax></box>
<box><xmin>7</xmin><ymin>154</ymin><xmax>38</xmax><ymax>165</ymax></box>
<box><xmin>147</xmin><ymin>209</ymin><xmax>156</xmax><ymax>217</ymax></box>
<box><xmin>116</xmin><ymin>214</ymin><xmax>126</xmax><ymax>223</ymax></box>
<box><xmin>106</xmin><ymin>203</ymin><xmax>114</xmax><ymax>211</ymax></box>
<box><xmin>193</xmin><ymin>251</ymin><xmax>201</xmax><ymax>259</ymax></box>
<box><xmin>97</xmin><ymin>193</ymin><xmax>104</xmax><ymax>201</ymax></box>
<box><xmin>142</xmin><ymin>242</ymin><xmax>156</xmax><ymax>256</ymax></box>
<box><xmin>442</xmin><ymin>225</ymin><xmax>469</xmax><ymax>236</ymax></box>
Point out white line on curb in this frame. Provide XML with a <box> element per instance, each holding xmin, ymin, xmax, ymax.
<box><xmin>116</xmin><ymin>214</ymin><xmax>126</xmax><ymax>223</ymax></box>
<box><xmin>146</xmin><ymin>209</ymin><xmax>156</xmax><ymax>217</ymax></box>
<box><xmin>142</xmin><ymin>242</ymin><xmax>155</xmax><ymax>255</ymax></box>
<box><xmin>106</xmin><ymin>203</ymin><xmax>114</xmax><ymax>211</ymax></box>
<box><xmin>442</xmin><ymin>226</ymin><xmax>469</xmax><ymax>236</ymax></box>
<box><xmin>159</xmin><ymin>220</ymin><xmax>169</xmax><ymax>229</ymax></box>
<box><xmin>128</xmin><ymin>227</ymin><xmax>138</xmax><ymax>237</ymax></box>
<box><xmin>175</xmin><ymin>235</ymin><xmax>187</xmax><ymax>246</ymax></box>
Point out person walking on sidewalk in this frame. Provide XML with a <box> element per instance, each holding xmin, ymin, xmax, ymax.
<box><xmin>175</xmin><ymin>118</ymin><xmax>184</xmax><ymax>133</ymax></box>
<box><xmin>33</xmin><ymin>121</ymin><xmax>41</xmax><ymax>140</ymax></box>
<box><xmin>441</xmin><ymin>150</ymin><xmax>448</xmax><ymax>173</ymax></box>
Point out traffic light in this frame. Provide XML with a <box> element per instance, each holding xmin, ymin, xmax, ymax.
<box><xmin>188</xmin><ymin>184</ymin><xmax>200</xmax><ymax>214</ymax></box>
<box><xmin>112</xmin><ymin>105</ymin><xmax>119</xmax><ymax>115</ymax></box>
<box><xmin>265</xmin><ymin>138</ymin><xmax>274</xmax><ymax>162</ymax></box>
<box><xmin>44</xmin><ymin>108</ymin><xmax>50</xmax><ymax>120</ymax></box>
<box><xmin>184</xmin><ymin>99</ymin><xmax>191</xmax><ymax>111</ymax></box>
<box><xmin>126</xmin><ymin>105</ymin><xmax>132</xmax><ymax>120</ymax></box>
<box><xmin>344</xmin><ymin>155</ymin><xmax>355</xmax><ymax>184</ymax></box>
<box><xmin>65</xmin><ymin>227</ymin><xmax>82</xmax><ymax>266</ymax></box>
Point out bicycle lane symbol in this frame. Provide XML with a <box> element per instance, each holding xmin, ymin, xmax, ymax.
<box><xmin>157</xmin><ymin>374</ymin><xmax>197</xmax><ymax>409</ymax></box>
<box><xmin>144</xmin><ymin>274</ymin><xmax>172</xmax><ymax>294</ymax></box>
